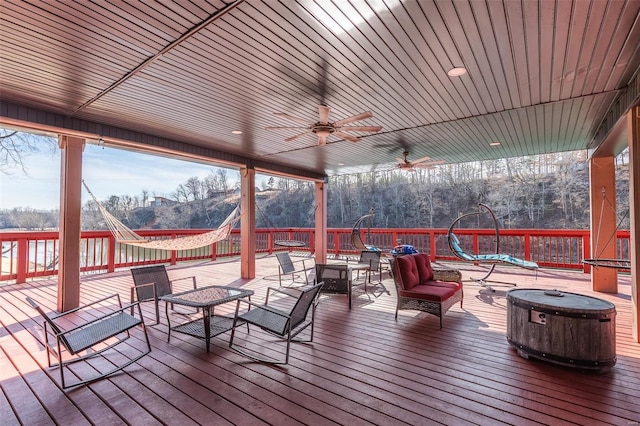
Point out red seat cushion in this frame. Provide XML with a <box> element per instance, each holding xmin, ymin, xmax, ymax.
<box><xmin>395</xmin><ymin>255</ymin><xmax>420</xmax><ymax>290</ymax></box>
<box><xmin>425</xmin><ymin>280</ymin><xmax>462</xmax><ymax>291</ymax></box>
<box><xmin>414</xmin><ymin>253</ymin><xmax>434</xmax><ymax>283</ymax></box>
<box><xmin>398</xmin><ymin>284</ymin><xmax>457</xmax><ymax>302</ymax></box>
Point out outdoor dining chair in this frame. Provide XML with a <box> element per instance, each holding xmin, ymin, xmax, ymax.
<box><xmin>130</xmin><ymin>264</ymin><xmax>198</xmax><ymax>325</ymax></box>
<box><xmin>229</xmin><ymin>281</ymin><xmax>324</xmax><ymax>364</ymax></box>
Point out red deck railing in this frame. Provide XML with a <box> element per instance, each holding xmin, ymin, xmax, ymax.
<box><xmin>0</xmin><ymin>228</ymin><xmax>631</xmax><ymax>283</ymax></box>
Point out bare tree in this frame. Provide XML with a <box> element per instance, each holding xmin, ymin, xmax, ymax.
<box><xmin>1</xmin><ymin>129</ymin><xmax>57</xmax><ymax>175</ymax></box>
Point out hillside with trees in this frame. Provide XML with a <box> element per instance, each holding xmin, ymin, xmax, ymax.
<box><xmin>0</xmin><ymin>150</ymin><xmax>630</xmax><ymax>231</ymax></box>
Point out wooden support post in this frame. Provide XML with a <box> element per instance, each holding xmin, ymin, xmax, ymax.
<box><xmin>240</xmin><ymin>167</ymin><xmax>256</xmax><ymax>279</ymax></box>
<box><xmin>589</xmin><ymin>156</ymin><xmax>618</xmax><ymax>293</ymax></box>
<box><xmin>629</xmin><ymin>106</ymin><xmax>640</xmax><ymax>342</ymax></box>
<box><xmin>314</xmin><ymin>180</ymin><xmax>327</xmax><ymax>263</ymax></box>
<box><xmin>58</xmin><ymin>135</ymin><xmax>84</xmax><ymax>312</ymax></box>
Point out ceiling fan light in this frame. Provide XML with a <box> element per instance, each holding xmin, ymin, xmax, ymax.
<box><xmin>447</xmin><ymin>67</ymin><xmax>467</xmax><ymax>77</ymax></box>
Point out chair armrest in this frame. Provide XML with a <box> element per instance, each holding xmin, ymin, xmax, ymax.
<box><xmin>131</xmin><ymin>282</ymin><xmax>158</xmax><ymax>303</ymax></box>
<box><xmin>290</xmin><ymin>258</ymin><xmax>314</xmax><ymax>271</ymax></box>
<box><xmin>51</xmin><ymin>293</ymin><xmax>124</xmax><ymax>319</ymax></box>
<box><xmin>433</xmin><ymin>269</ymin><xmax>462</xmax><ymax>282</ymax></box>
<box><xmin>170</xmin><ymin>276</ymin><xmax>197</xmax><ymax>290</ymax></box>
<box><xmin>234</xmin><ymin>298</ymin><xmax>290</xmax><ymax>318</ymax></box>
<box><xmin>266</xmin><ymin>286</ymin><xmax>301</xmax><ymax>303</ymax></box>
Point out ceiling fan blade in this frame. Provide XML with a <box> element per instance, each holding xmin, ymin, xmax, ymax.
<box><xmin>418</xmin><ymin>159</ymin><xmax>445</xmax><ymax>166</ymax></box>
<box><xmin>317</xmin><ymin>134</ymin><xmax>328</xmax><ymax>145</ymax></box>
<box><xmin>411</xmin><ymin>155</ymin><xmax>432</xmax><ymax>164</ymax></box>
<box><xmin>274</xmin><ymin>112</ymin><xmax>312</xmax><ymax>125</ymax></box>
<box><xmin>285</xmin><ymin>132</ymin><xmax>310</xmax><ymax>142</ymax></box>
<box><xmin>334</xmin><ymin>111</ymin><xmax>373</xmax><ymax>126</ymax></box>
<box><xmin>318</xmin><ymin>105</ymin><xmax>330</xmax><ymax>123</ymax></box>
<box><xmin>265</xmin><ymin>126</ymin><xmax>308</xmax><ymax>130</ymax></box>
<box><xmin>336</xmin><ymin>125</ymin><xmax>382</xmax><ymax>132</ymax></box>
<box><xmin>334</xmin><ymin>131</ymin><xmax>360</xmax><ymax>142</ymax></box>
<box><xmin>414</xmin><ymin>163</ymin><xmax>436</xmax><ymax>169</ymax></box>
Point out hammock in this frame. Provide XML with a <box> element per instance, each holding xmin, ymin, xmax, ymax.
<box><xmin>83</xmin><ymin>181</ymin><xmax>242</xmax><ymax>251</ymax></box>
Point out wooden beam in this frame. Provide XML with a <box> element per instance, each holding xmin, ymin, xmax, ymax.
<box><xmin>57</xmin><ymin>135</ymin><xmax>84</xmax><ymax>312</ymax></box>
<box><xmin>589</xmin><ymin>156</ymin><xmax>618</xmax><ymax>293</ymax></box>
<box><xmin>629</xmin><ymin>106</ymin><xmax>640</xmax><ymax>342</ymax></box>
<box><xmin>240</xmin><ymin>167</ymin><xmax>256</xmax><ymax>279</ymax></box>
<box><xmin>314</xmin><ymin>180</ymin><xmax>328</xmax><ymax>263</ymax></box>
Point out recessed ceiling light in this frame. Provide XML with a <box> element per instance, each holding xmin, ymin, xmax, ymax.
<box><xmin>337</xmin><ymin>162</ymin><xmax>345</xmax><ymax>166</ymax></box>
<box><xmin>231</xmin><ymin>130</ymin><xmax>242</xmax><ymax>134</ymax></box>
<box><xmin>447</xmin><ymin>67</ymin><xmax>467</xmax><ymax>77</ymax></box>
<box><xmin>490</xmin><ymin>141</ymin><xmax>501</xmax><ymax>146</ymax></box>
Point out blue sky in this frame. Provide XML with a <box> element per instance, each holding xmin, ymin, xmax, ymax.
<box><xmin>0</xmin><ymin>138</ymin><xmax>262</xmax><ymax>210</ymax></box>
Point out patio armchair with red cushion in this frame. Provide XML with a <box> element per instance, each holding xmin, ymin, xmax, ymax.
<box><xmin>391</xmin><ymin>253</ymin><xmax>463</xmax><ymax>328</ymax></box>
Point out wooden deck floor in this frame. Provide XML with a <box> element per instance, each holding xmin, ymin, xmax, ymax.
<box><xmin>1</xmin><ymin>255</ymin><xmax>639</xmax><ymax>425</ymax></box>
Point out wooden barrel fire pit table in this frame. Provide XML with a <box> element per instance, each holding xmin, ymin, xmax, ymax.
<box><xmin>506</xmin><ymin>288</ymin><xmax>616</xmax><ymax>373</ymax></box>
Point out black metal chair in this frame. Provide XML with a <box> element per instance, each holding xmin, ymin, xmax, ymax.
<box><xmin>229</xmin><ymin>281</ymin><xmax>324</xmax><ymax>364</ymax></box>
<box><xmin>275</xmin><ymin>252</ymin><xmax>314</xmax><ymax>287</ymax></box>
<box><xmin>130</xmin><ymin>265</ymin><xmax>197</xmax><ymax>325</ymax></box>
<box><xmin>315</xmin><ymin>263</ymin><xmax>353</xmax><ymax>308</ymax></box>
<box><xmin>26</xmin><ymin>295</ymin><xmax>151</xmax><ymax>389</ymax></box>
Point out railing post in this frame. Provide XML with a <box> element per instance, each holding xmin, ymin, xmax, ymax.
<box><xmin>210</xmin><ymin>242</ymin><xmax>217</xmax><ymax>261</ymax></box>
<box><xmin>267</xmin><ymin>232</ymin><xmax>274</xmax><ymax>255</ymax></box>
<box><xmin>333</xmin><ymin>230</ymin><xmax>340</xmax><ymax>257</ymax></box>
<box><xmin>583</xmin><ymin>232</ymin><xmax>591</xmax><ymax>274</ymax></box>
<box><xmin>107</xmin><ymin>234</ymin><xmax>116</xmax><ymax>273</ymax></box>
<box><xmin>430</xmin><ymin>230</ymin><xmax>437</xmax><ymax>260</ymax></box>
<box><xmin>16</xmin><ymin>237</ymin><xmax>27</xmax><ymax>284</ymax></box>
<box><xmin>524</xmin><ymin>233</ymin><xmax>531</xmax><ymax>262</ymax></box>
<box><xmin>170</xmin><ymin>233</ymin><xmax>177</xmax><ymax>265</ymax></box>
<box><xmin>309</xmin><ymin>230</ymin><xmax>315</xmax><ymax>255</ymax></box>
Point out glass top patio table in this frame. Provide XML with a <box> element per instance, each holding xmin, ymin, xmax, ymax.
<box><xmin>160</xmin><ymin>285</ymin><xmax>254</xmax><ymax>352</ymax></box>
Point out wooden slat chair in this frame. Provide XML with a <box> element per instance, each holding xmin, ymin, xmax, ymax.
<box><xmin>229</xmin><ymin>282</ymin><xmax>324</xmax><ymax>364</ymax></box>
<box><xmin>130</xmin><ymin>265</ymin><xmax>197</xmax><ymax>325</ymax></box>
<box><xmin>26</xmin><ymin>295</ymin><xmax>151</xmax><ymax>389</ymax></box>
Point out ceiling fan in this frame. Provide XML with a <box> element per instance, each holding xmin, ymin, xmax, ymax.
<box><xmin>266</xmin><ymin>105</ymin><xmax>382</xmax><ymax>145</ymax></box>
<box><xmin>397</xmin><ymin>150</ymin><xmax>445</xmax><ymax>171</ymax></box>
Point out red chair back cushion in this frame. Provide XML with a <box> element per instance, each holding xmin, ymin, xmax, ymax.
<box><xmin>395</xmin><ymin>255</ymin><xmax>420</xmax><ymax>290</ymax></box>
<box><xmin>414</xmin><ymin>253</ymin><xmax>434</xmax><ymax>283</ymax></box>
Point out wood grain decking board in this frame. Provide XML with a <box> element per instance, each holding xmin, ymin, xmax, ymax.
<box><xmin>1</xmin><ymin>255</ymin><xmax>639</xmax><ymax>425</ymax></box>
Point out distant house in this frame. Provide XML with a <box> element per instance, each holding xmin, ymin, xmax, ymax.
<box><xmin>151</xmin><ymin>196</ymin><xmax>177</xmax><ymax>207</ymax></box>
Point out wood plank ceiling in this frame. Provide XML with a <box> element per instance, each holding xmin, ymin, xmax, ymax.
<box><xmin>1</xmin><ymin>0</ymin><xmax>639</xmax><ymax>177</ymax></box>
